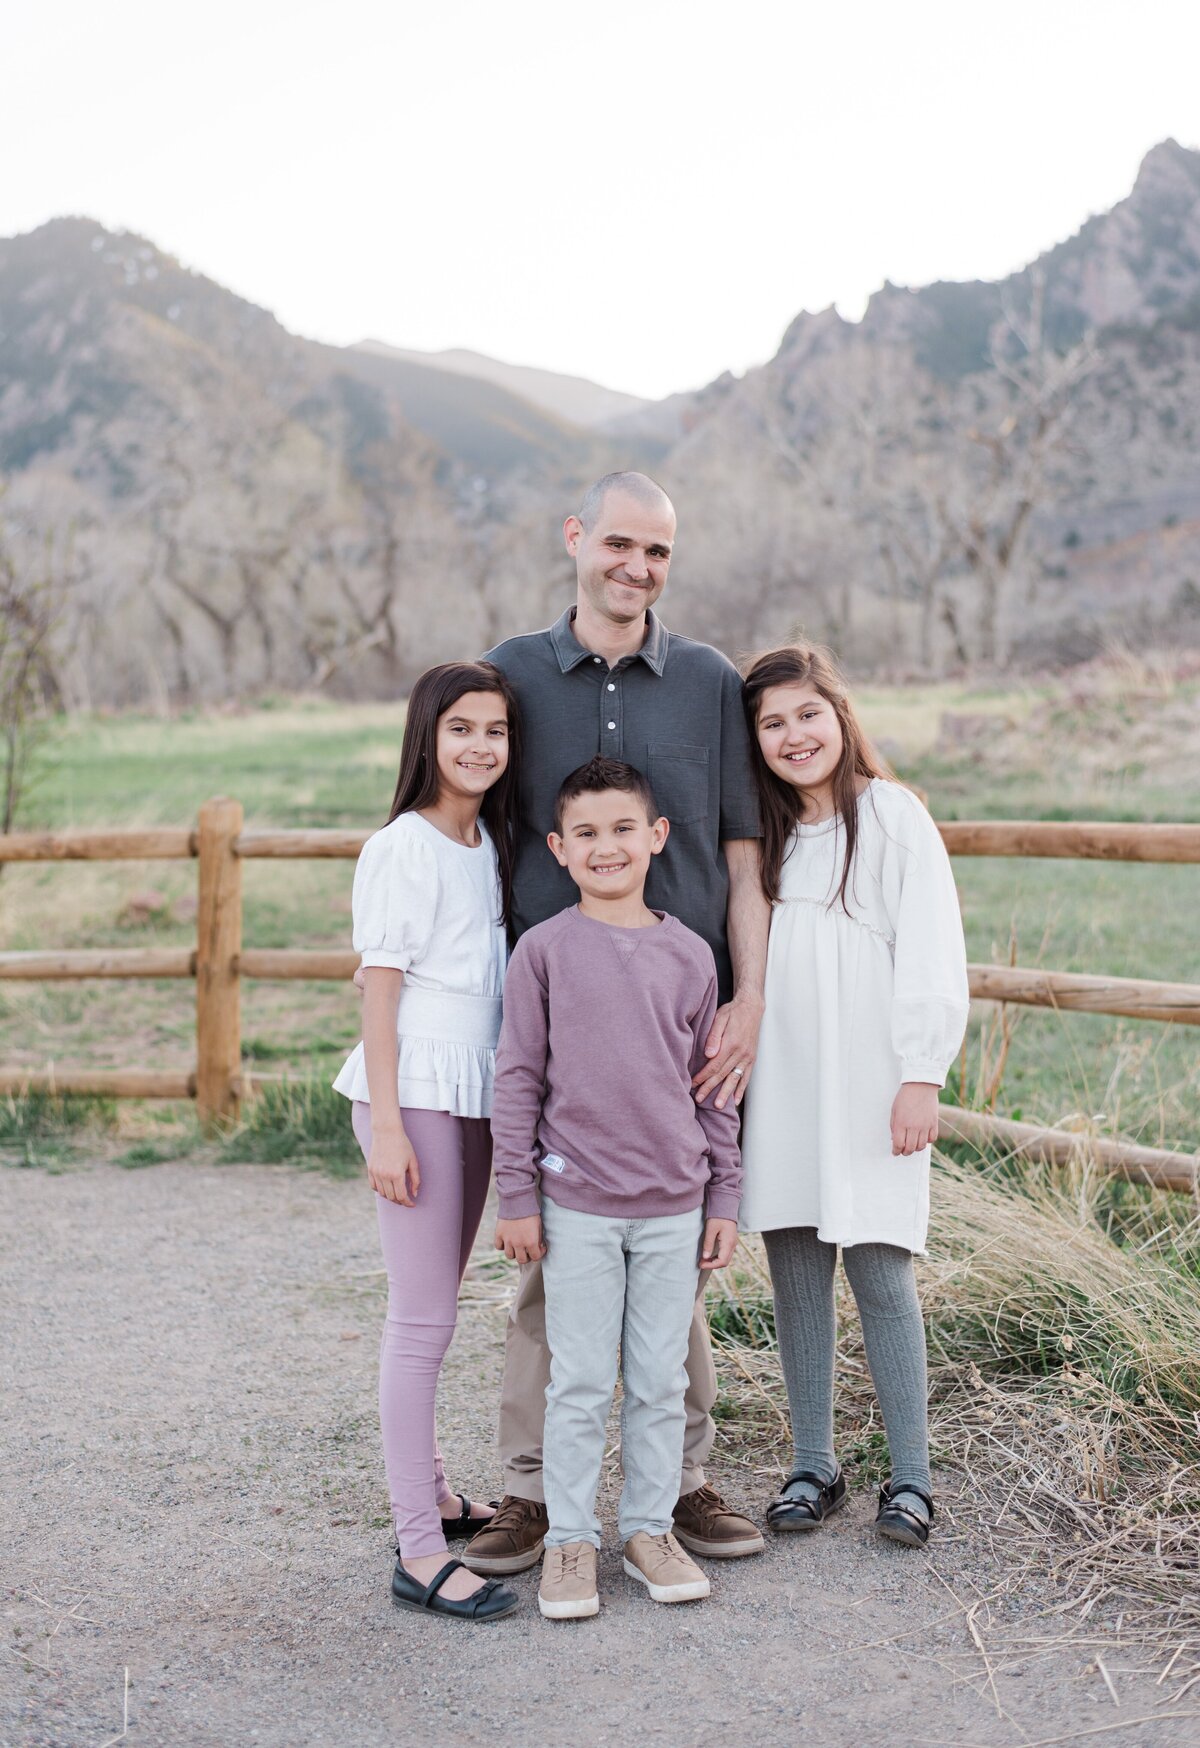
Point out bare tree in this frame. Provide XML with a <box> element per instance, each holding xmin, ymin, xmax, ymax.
<box><xmin>932</xmin><ymin>274</ymin><xmax>1097</xmax><ymax>666</ymax></box>
<box><xmin>0</xmin><ymin>505</ymin><xmax>71</xmax><ymax>850</ymax></box>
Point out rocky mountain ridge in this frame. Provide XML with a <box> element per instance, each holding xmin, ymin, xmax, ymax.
<box><xmin>2</xmin><ymin>140</ymin><xmax>1198</xmax><ymax>705</ymax></box>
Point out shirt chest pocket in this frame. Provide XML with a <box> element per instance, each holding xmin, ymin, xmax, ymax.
<box><xmin>647</xmin><ymin>742</ymin><xmax>709</xmax><ymax>826</ymax></box>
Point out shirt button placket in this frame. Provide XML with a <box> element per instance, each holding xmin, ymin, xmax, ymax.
<box><xmin>602</xmin><ymin>671</ymin><xmax>620</xmax><ymax>752</ymax></box>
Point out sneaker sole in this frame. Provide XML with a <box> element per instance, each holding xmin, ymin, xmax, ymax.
<box><xmin>622</xmin><ymin>1558</ymin><xmax>710</xmax><ymax>1603</ymax></box>
<box><xmin>538</xmin><ymin>1593</ymin><xmax>600</xmax><ymax>1620</ymax></box>
<box><xmin>673</xmin><ymin>1527</ymin><xmax>765</xmax><ymax>1558</ymax></box>
<box><xmin>461</xmin><ymin>1539</ymin><xmax>545</xmax><ymax>1575</ymax></box>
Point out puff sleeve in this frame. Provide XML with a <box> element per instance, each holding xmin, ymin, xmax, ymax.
<box><xmin>881</xmin><ymin>792</ymin><xmax>970</xmax><ymax>1086</ymax></box>
<box><xmin>351</xmin><ymin>821</ymin><xmax>439</xmax><ymax>973</ymax></box>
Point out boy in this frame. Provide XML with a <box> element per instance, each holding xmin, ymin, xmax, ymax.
<box><xmin>490</xmin><ymin>755</ymin><xmax>741</xmax><ymax>1620</ymax></box>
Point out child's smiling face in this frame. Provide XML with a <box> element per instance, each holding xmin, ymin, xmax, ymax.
<box><xmin>755</xmin><ymin>682</ymin><xmax>845</xmax><ymax>808</ymax></box>
<box><xmin>548</xmin><ymin>787</ymin><xmax>668</xmax><ymax>905</ymax></box>
<box><xmin>433</xmin><ymin>690</ymin><xmax>510</xmax><ymax>802</ymax></box>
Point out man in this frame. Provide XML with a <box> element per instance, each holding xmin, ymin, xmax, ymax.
<box><xmin>463</xmin><ymin>471</ymin><xmax>771</xmax><ymax>1575</ymax></box>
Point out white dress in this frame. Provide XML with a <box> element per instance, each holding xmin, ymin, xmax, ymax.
<box><xmin>332</xmin><ymin>811</ymin><xmax>508</xmax><ymax>1119</ymax></box>
<box><xmin>739</xmin><ymin>780</ymin><xmax>969</xmax><ymax>1254</ymax></box>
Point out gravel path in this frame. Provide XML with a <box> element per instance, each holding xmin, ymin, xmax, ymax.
<box><xmin>2</xmin><ymin>1160</ymin><xmax>1193</xmax><ymax>1748</ymax></box>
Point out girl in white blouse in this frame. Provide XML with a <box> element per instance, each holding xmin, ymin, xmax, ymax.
<box><xmin>739</xmin><ymin>644</ymin><xmax>968</xmax><ymax>1548</ymax></box>
<box><xmin>334</xmin><ymin>661</ymin><xmax>523</xmax><ymax>1622</ymax></box>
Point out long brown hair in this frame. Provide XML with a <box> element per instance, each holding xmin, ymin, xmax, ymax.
<box><xmin>387</xmin><ymin>660</ymin><xmax>522</xmax><ymax>925</ymax></box>
<box><xmin>741</xmin><ymin>643</ymin><xmax>889</xmax><ymax>911</ymax></box>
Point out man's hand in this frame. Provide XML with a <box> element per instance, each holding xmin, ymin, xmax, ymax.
<box><xmin>890</xmin><ymin>1082</ymin><xmax>940</xmax><ymax>1156</ymax></box>
<box><xmin>353</xmin><ymin>964</ymin><xmax>365</xmax><ymax>995</ymax></box>
<box><xmin>494</xmin><ymin>1215</ymin><xmax>546</xmax><ymax>1264</ymax></box>
<box><xmin>699</xmin><ymin>1216</ymin><xmax>738</xmax><ymax>1270</ymax></box>
<box><xmin>368</xmin><ymin>1127</ymin><xmax>420</xmax><ymax>1205</ymax></box>
<box><xmin>692</xmin><ymin>995</ymin><xmax>765</xmax><ymax>1109</ymax></box>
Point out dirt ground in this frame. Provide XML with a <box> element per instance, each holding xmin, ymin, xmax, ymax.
<box><xmin>2</xmin><ymin>1160</ymin><xmax>1196</xmax><ymax>1748</ymax></box>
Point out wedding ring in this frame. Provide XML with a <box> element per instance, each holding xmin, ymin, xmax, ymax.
<box><xmin>731</xmin><ymin>1066</ymin><xmax>744</xmax><ymax>1078</ymax></box>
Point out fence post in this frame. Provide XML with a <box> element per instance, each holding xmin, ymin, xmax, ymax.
<box><xmin>196</xmin><ymin>796</ymin><xmax>243</xmax><ymax>1131</ymax></box>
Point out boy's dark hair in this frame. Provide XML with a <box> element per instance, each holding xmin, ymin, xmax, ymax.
<box><xmin>553</xmin><ymin>755</ymin><xmax>660</xmax><ymax>834</ymax></box>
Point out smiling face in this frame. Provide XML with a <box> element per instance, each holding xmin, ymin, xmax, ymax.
<box><xmin>548</xmin><ymin>786</ymin><xmax>668</xmax><ymax>905</ymax></box>
<box><xmin>433</xmin><ymin>690</ymin><xmax>510</xmax><ymax>803</ymax></box>
<box><xmin>564</xmin><ymin>489</ymin><xmax>676</xmax><ymax>627</ymax></box>
<box><xmin>754</xmin><ymin>682</ymin><xmax>846</xmax><ymax>813</ymax></box>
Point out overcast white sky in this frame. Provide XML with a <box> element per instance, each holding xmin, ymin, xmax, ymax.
<box><xmin>5</xmin><ymin>0</ymin><xmax>1199</xmax><ymax>400</ymax></box>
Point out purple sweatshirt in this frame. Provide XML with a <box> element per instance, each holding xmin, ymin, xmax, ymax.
<box><xmin>491</xmin><ymin>906</ymin><xmax>742</xmax><ymax>1223</ymax></box>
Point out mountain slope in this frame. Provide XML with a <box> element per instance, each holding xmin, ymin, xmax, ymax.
<box><xmin>356</xmin><ymin>341</ymin><xmax>648</xmax><ymax>429</ymax></box>
<box><xmin>654</xmin><ymin>140</ymin><xmax>1200</xmax><ymax>669</ymax></box>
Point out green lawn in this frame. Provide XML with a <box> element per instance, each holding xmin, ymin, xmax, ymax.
<box><xmin>2</xmin><ymin>676</ymin><xmax>1197</xmax><ymax>1152</ymax></box>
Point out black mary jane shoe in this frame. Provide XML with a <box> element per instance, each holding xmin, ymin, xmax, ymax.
<box><xmin>766</xmin><ymin>1468</ymin><xmax>847</xmax><ymax>1533</ymax></box>
<box><xmin>875</xmin><ymin>1480</ymin><xmax>934</xmax><ymax>1548</ymax></box>
<box><xmin>439</xmin><ymin>1494</ymin><xmax>499</xmax><ymax>1539</ymax></box>
<box><xmin>391</xmin><ymin>1556</ymin><xmax>519</xmax><ymax>1622</ymax></box>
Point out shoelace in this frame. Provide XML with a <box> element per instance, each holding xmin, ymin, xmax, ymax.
<box><xmin>559</xmin><ymin>1546</ymin><xmax>586</xmax><ymax>1579</ymax></box>
<box><xmin>646</xmin><ymin>1533</ymin><xmax>688</xmax><ymax>1572</ymax></box>
<box><xmin>489</xmin><ymin>1497</ymin><xmax>540</xmax><ymax>1533</ymax></box>
<box><xmin>686</xmin><ymin>1485</ymin><xmax>724</xmax><ymax>1527</ymax></box>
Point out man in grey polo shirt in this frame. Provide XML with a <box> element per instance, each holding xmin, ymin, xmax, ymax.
<box><xmin>463</xmin><ymin>471</ymin><xmax>772</xmax><ymax>1575</ymax></box>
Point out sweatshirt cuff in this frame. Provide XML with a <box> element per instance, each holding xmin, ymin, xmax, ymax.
<box><xmin>497</xmin><ymin>1187</ymin><xmax>541</xmax><ymax>1221</ymax></box>
<box><xmin>705</xmin><ymin>1189</ymin><xmax>742</xmax><ymax>1223</ymax></box>
<box><xmin>901</xmin><ymin>1061</ymin><xmax>946</xmax><ymax>1088</ymax></box>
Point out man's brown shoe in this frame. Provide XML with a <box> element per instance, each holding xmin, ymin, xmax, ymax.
<box><xmin>672</xmin><ymin>1483</ymin><xmax>765</xmax><ymax>1558</ymax></box>
<box><xmin>462</xmin><ymin>1495</ymin><xmax>547</xmax><ymax>1575</ymax></box>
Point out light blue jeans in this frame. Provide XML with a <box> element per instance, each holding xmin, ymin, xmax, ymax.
<box><xmin>539</xmin><ymin>1197</ymin><xmax>704</xmax><ymax>1548</ymax></box>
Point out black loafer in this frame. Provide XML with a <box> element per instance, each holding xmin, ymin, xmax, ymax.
<box><xmin>391</xmin><ymin>1556</ymin><xmax>520</xmax><ymax>1621</ymax></box>
<box><xmin>875</xmin><ymin>1481</ymin><xmax>934</xmax><ymax>1548</ymax></box>
<box><xmin>439</xmin><ymin>1494</ymin><xmax>499</xmax><ymax>1539</ymax></box>
<box><xmin>766</xmin><ymin>1468</ymin><xmax>847</xmax><ymax>1532</ymax></box>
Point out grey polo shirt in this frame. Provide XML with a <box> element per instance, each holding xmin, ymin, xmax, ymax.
<box><xmin>484</xmin><ymin>607</ymin><xmax>761</xmax><ymax>1002</ymax></box>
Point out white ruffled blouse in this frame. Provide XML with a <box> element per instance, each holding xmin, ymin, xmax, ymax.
<box><xmin>333</xmin><ymin>810</ymin><xmax>507</xmax><ymax>1119</ymax></box>
<box><xmin>739</xmin><ymin>780</ymin><xmax>969</xmax><ymax>1253</ymax></box>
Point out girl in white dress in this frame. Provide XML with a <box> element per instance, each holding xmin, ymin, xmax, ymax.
<box><xmin>333</xmin><ymin>661</ymin><xmax>523</xmax><ymax>1621</ymax></box>
<box><xmin>739</xmin><ymin>644</ymin><xmax>968</xmax><ymax>1546</ymax></box>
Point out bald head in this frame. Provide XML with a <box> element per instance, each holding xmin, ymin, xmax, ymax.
<box><xmin>565</xmin><ymin>471</ymin><xmax>676</xmax><ymax>636</ymax></box>
<box><xmin>578</xmin><ymin>471</ymin><xmax>674</xmax><ymax>534</ymax></box>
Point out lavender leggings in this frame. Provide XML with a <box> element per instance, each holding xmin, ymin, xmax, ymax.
<box><xmin>351</xmin><ymin>1101</ymin><xmax>492</xmax><ymax>1559</ymax></box>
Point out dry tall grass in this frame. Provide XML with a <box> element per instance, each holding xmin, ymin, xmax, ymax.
<box><xmin>709</xmin><ymin>1147</ymin><xmax>1200</xmax><ymax>1671</ymax></box>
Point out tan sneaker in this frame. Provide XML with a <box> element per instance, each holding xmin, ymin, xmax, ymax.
<box><xmin>673</xmin><ymin>1483</ymin><xmax>765</xmax><ymax>1558</ymax></box>
<box><xmin>538</xmin><ymin>1541</ymin><xmax>599</xmax><ymax>1620</ymax></box>
<box><xmin>623</xmin><ymin>1531</ymin><xmax>711</xmax><ymax>1604</ymax></box>
<box><xmin>462</xmin><ymin>1495</ymin><xmax>547</xmax><ymax>1575</ymax></box>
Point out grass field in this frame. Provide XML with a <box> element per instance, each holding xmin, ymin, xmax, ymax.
<box><xmin>2</xmin><ymin>661</ymin><xmax>1196</xmax><ymax>1155</ymax></box>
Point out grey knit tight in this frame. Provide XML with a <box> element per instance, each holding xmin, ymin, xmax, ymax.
<box><xmin>763</xmin><ymin>1227</ymin><xmax>931</xmax><ymax>1503</ymax></box>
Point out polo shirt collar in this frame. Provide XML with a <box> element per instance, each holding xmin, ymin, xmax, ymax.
<box><xmin>549</xmin><ymin>607</ymin><xmax>668</xmax><ymax>677</ymax></box>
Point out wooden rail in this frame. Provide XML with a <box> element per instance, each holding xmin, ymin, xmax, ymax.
<box><xmin>937</xmin><ymin>1106</ymin><xmax>1198</xmax><ymax>1195</ymax></box>
<box><xmin>4</xmin><ymin>952</ymin><xmax>1197</xmax><ymax>1025</ymax></box>
<box><xmin>0</xmin><ymin>828</ymin><xmax>196</xmax><ymax>861</ymax></box>
<box><xmin>937</xmin><ymin>821</ymin><xmax>1200</xmax><ymax>863</ymax></box>
<box><xmin>0</xmin><ymin>1069</ymin><xmax>196</xmax><ymax>1099</ymax></box>
<box><xmin>3</xmin><ymin>818</ymin><xmax>1196</xmax><ymax>866</ymax></box>
<box><xmin>0</xmin><ymin>807</ymin><xmax>1196</xmax><ymax>1171</ymax></box>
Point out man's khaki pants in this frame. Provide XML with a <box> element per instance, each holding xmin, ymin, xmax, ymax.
<box><xmin>497</xmin><ymin>1253</ymin><xmax>717</xmax><ymax>1503</ymax></box>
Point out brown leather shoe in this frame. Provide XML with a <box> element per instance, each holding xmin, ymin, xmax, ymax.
<box><xmin>672</xmin><ymin>1483</ymin><xmax>765</xmax><ymax>1558</ymax></box>
<box><xmin>462</xmin><ymin>1494</ymin><xmax>548</xmax><ymax>1574</ymax></box>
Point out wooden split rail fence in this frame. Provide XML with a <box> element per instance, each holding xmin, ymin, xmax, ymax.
<box><xmin>1</xmin><ymin>803</ymin><xmax>1198</xmax><ymax>1190</ymax></box>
